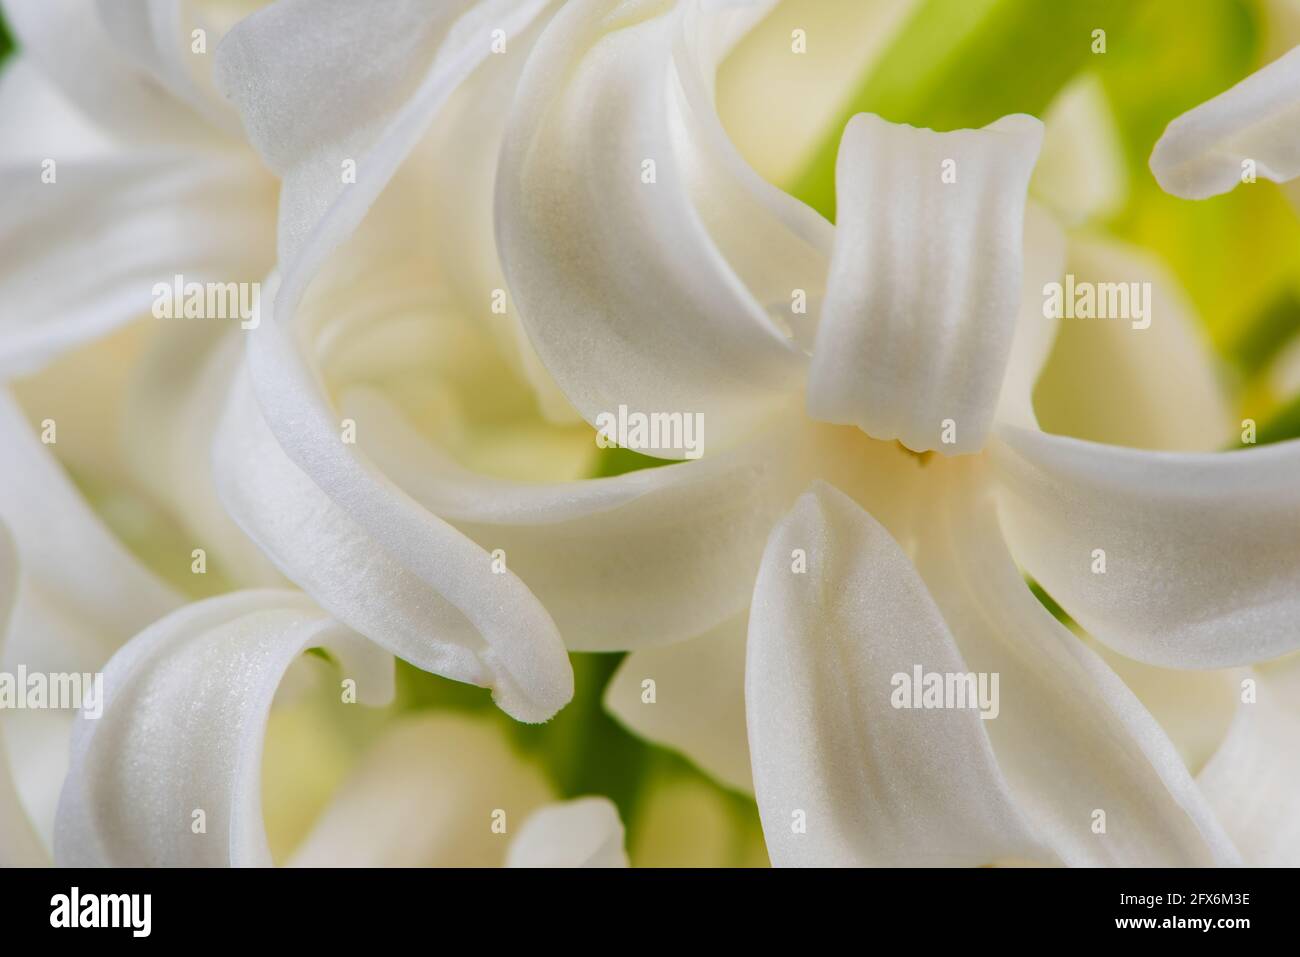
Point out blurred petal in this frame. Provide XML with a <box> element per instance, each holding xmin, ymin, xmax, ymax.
<box><xmin>808</xmin><ymin>114</ymin><xmax>1043</xmax><ymax>454</ymax></box>
<box><xmin>716</xmin><ymin>0</ymin><xmax>918</xmax><ymax>189</ymax></box>
<box><xmin>54</xmin><ymin>590</ymin><xmax>394</xmax><ymax>867</ymax></box>
<box><xmin>1</xmin><ymin>0</ymin><xmax>217</xmax><ymax>144</ymax></box>
<box><xmin>290</xmin><ymin>713</ymin><xmax>554</xmax><ymax>867</ymax></box>
<box><xmin>916</xmin><ymin>459</ymin><xmax>1239</xmax><ymax>866</ymax></box>
<box><xmin>992</xmin><ymin>427</ymin><xmax>1300</xmax><ymax>667</ymax></box>
<box><xmin>497</xmin><ymin>0</ymin><xmax>829</xmax><ymax>454</ymax></box>
<box><xmin>746</xmin><ymin>481</ymin><xmax>1048</xmax><ymax>867</ymax></box>
<box><xmin>123</xmin><ymin>323</ymin><xmax>284</xmax><ymax>587</ymax></box>
<box><xmin>0</xmin><ymin>56</ymin><xmax>115</xmax><ymax>161</ymax></box>
<box><xmin>506</xmin><ymin>797</ymin><xmax>628</xmax><ymax>868</ymax></box>
<box><xmin>0</xmin><ymin>148</ymin><xmax>273</xmax><ymax>377</ymax></box>
<box><xmin>604</xmin><ymin>615</ymin><xmax>750</xmax><ymax>792</ymax></box>
<box><xmin>0</xmin><ymin>392</ymin><xmax>180</xmax><ymax>651</ymax></box>
<box><xmin>0</xmin><ymin>520</ymin><xmax>47</xmax><ymax>866</ymax></box>
<box><xmin>93</xmin><ymin>0</ymin><xmax>251</xmax><ymax>137</ymax></box>
<box><xmin>1197</xmin><ymin>656</ymin><xmax>1300</xmax><ymax>865</ymax></box>
<box><xmin>1150</xmin><ymin>44</ymin><xmax>1300</xmax><ymax>199</ymax></box>
<box><xmin>1032</xmin><ymin>237</ymin><xmax>1233</xmax><ymax>451</ymax></box>
<box><xmin>1030</xmin><ymin>74</ymin><xmax>1127</xmax><ymax>226</ymax></box>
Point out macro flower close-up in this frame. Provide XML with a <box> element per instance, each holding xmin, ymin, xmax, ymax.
<box><xmin>2</xmin><ymin>0</ymin><xmax>1300</xmax><ymax>895</ymax></box>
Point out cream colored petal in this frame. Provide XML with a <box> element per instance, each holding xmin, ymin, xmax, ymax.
<box><xmin>747</xmin><ymin>481</ymin><xmax>1049</xmax><ymax>867</ymax></box>
<box><xmin>290</xmin><ymin>714</ymin><xmax>554</xmax><ymax>868</ymax></box>
<box><xmin>1031</xmin><ymin>237</ymin><xmax>1233</xmax><ymax>452</ymax></box>
<box><xmin>506</xmin><ymin>797</ymin><xmax>628</xmax><ymax>868</ymax></box>
<box><xmin>604</xmin><ymin>615</ymin><xmax>750</xmax><ymax>793</ymax></box>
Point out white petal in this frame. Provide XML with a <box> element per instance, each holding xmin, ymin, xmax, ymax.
<box><xmin>604</xmin><ymin>616</ymin><xmax>750</xmax><ymax>792</ymax></box>
<box><xmin>1150</xmin><ymin>44</ymin><xmax>1300</xmax><ymax>199</ymax></box>
<box><xmin>747</xmin><ymin>481</ymin><xmax>1048</xmax><ymax>867</ymax></box>
<box><xmin>54</xmin><ymin>590</ymin><xmax>394</xmax><ymax>867</ymax></box>
<box><xmin>1031</xmin><ymin>237</ymin><xmax>1233</xmax><ymax>451</ymax></box>
<box><xmin>497</xmin><ymin>0</ymin><xmax>829</xmax><ymax>454</ymax></box>
<box><xmin>290</xmin><ymin>713</ymin><xmax>554</xmax><ymax>867</ymax></box>
<box><xmin>992</xmin><ymin>427</ymin><xmax>1300</xmax><ymax>667</ymax></box>
<box><xmin>916</xmin><ymin>459</ymin><xmax>1239</xmax><ymax>866</ymax></box>
<box><xmin>345</xmin><ymin>387</ymin><xmax>821</xmax><ymax>652</ymax></box>
<box><xmin>1197</xmin><ymin>656</ymin><xmax>1300</xmax><ymax>865</ymax></box>
<box><xmin>213</xmin><ymin>363</ymin><xmax>573</xmax><ymax>723</ymax></box>
<box><xmin>0</xmin><ymin>148</ymin><xmax>274</xmax><ymax>377</ymax></box>
<box><xmin>0</xmin><ymin>520</ymin><xmax>48</xmax><ymax>866</ymax></box>
<box><xmin>506</xmin><ymin>797</ymin><xmax>628</xmax><ymax>868</ymax></box>
<box><xmin>808</xmin><ymin>114</ymin><xmax>1043</xmax><ymax>454</ymax></box>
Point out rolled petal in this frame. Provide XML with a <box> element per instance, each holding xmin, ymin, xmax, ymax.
<box><xmin>604</xmin><ymin>615</ymin><xmax>750</xmax><ymax>792</ymax></box>
<box><xmin>808</xmin><ymin>114</ymin><xmax>1044</xmax><ymax>454</ymax></box>
<box><xmin>1150</xmin><ymin>45</ymin><xmax>1300</xmax><ymax>199</ymax></box>
<box><xmin>290</xmin><ymin>714</ymin><xmax>554</xmax><ymax>867</ymax></box>
<box><xmin>746</xmin><ymin>481</ymin><xmax>1048</xmax><ymax>867</ymax></box>
<box><xmin>992</xmin><ymin>427</ymin><xmax>1300</xmax><ymax>668</ymax></box>
<box><xmin>0</xmin><ymin>520</ymin><xmax>48</xmax><ymax>866</ymax></box>
<box><xmin>1197</xmin><ymin>657</ymin><xmax>1300</xmax><ymax>866</ymax></box>
<box><xmin>54</xmin><ymin>590</ymin><xmax>394</xmax><ymax>867</ymax></box>
<box><xmin>213</xmin><ymin>364</ymin><xmax>573</xmax><ymax>723</ymax></box>
<box><xmin>214</xmin><ymin>0</ymin><xmax>575</xmax><ymax>722</ymax></box>
<box><xmin>497</xmin><ymin>0</ymin><xmax>830</xmax><ymax>453</ymax></box>
<box><xmin>915</xmin><ymin>459</ymin><xmax>1239</xmax><ymax>866</ymax></box>
<box><xmin>506</xmin><ymin>797</ymin><xmax>628</xmax><ymax>868</ymax></box>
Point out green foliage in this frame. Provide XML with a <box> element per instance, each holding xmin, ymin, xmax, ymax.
<box><xmin>789</xmin><ymin>0</ymin><xmax>1149</xmax><ymax>220</ymax></box>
